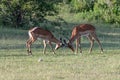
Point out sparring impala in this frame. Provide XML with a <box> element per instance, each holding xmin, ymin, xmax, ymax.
<box><xmin>64</xmin><ymin>24</ymin><xmax>103</xmax><ymax>54</ymax></box>
<box><xmin>26</xmin><ymin>27</ymin><xmax>63</xmax><ymax>55</ymax></box>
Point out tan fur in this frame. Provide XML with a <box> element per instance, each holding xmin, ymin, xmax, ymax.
<box><xmin>26</xmin><ymin>27</ymin><xmax>62</xmax><ymax>55</ymax></box>
<box><xmin>67</xmin><ymin>24</ymin><xmax>103</xmax><ymax>54</ymax></box>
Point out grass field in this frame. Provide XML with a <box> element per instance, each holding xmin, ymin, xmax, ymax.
<box><xmin>0</xmin><ymin>24</ymin><xmax>120</xmax><ymax>80</ymax></box>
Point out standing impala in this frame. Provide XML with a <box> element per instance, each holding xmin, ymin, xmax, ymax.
<box><xmin>65</xmin><ymin>24</ymin><xmax>103</xmax><ymax>54</ymax></box>
<box><xmin>26</xmin><ymin>27</ymin><xmax>63</xmax><ymax>55</ymax></box>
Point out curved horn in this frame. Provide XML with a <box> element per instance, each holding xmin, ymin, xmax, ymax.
<box><xmin>63</xmin><ymin>39</ymin><xmax>67</xmax><ymax>44</ymax></box>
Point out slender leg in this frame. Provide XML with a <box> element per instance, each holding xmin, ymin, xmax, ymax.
<box><xmin>76</xmin><ymin>36</ymin><xmax>82</xmax><ymax>54</ymax></box>
<box><xmin>76</xmin><ymin>38</ymin><xmax>79</xmax><ymax>54</ymax></box>
<box><xmin>26</xmin><ymin>38</ymin><xmax>30</xmax><ymax>54</ymax></box>
<box><xmin>26</xmin><ymin>38</ymin><xmax>31</xmax><ymax>49</ymax></box>
<box><xmin>28</xmin><ymin>41</ymin><xmax>32</xmax><ymax>55</ymax></box>
<box><xmin>87</xmin><ymin>35</ymin><xmax>94</xmax><ymax>53</ymax></box>
<box><xmin>26</xmin><ymin>38</ymin><xmax>32</xmax><ymax>55</ymax></box>
<box><xmin>48</xmin><ymin>42</ymin><xmax>56</xmax><ymax>54</ymax></box>
<box><xmin>26</xmin><ymin>38</ymin><xmax>36</xmax><ymax>55</ymax></box>
<box><xmin>91</xmin><ymin>32</ymin><xmax>103</xmax><ymax>53</ymax></box>
<box><xmin>43</xmin><ymin>40</ymin><xmax>47</xmax><ymax>54</ymax></box>
<box><xmin>79</xmin><ymin>37</ymin><xmax>82</xmax><ymax>54</ymax></box>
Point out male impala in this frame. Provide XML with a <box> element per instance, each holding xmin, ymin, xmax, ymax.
<box><xmin>26</xmin><ymin>27</ymin><xmax>63</xmax><ymax>55</ymax></box>
<box><xmin>65</xmin><ymin>24</ymin><xmax>103</xmax><ymax>54</ymax></box>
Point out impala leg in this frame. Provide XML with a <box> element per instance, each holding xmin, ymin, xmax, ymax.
<box><xmin>26</xmin><ymin>38</ymin><xmax>36</xmax><ymax>55</ymax></box>
<box><xmin>91</xmin><ymin>32</ymin><xmax>103</xmax><ymax>53</ymax></box>
<box><xmin>48</xmin><ymin>42</ymin><xmax>56</xmax><ymax>54</ymax></box>
<box><xmin>43</xmin><ymin>40</ymin><xmax>47</xmax><ymax>54</ymax></box>
<box><xmin>26</xmin><ymin>38</ymin><xmax>32</xmax><ymax>55</ymax></box>
<box><xmin>29</xmin><ymin>38</ymin><xmax>37</xmax><ymax>55</ymax></box>
<box><xmin>76</xmin><ymin>36</ymin><xmax>82</xmax><ymax>54</ymax></box>
<box><xmin>87</xmin><ymin>35</ymin><xmax>94</xmax><ymax>53</ymax></box>
<box><xmin>79</xmin><ymin>37</ymin><xmax>82</xmax><ymax>54</ymax></box>
<box><xmin>76</xmin><ymin>38</ymin><xmax>79</xmax><ymax>54</ymax></box>
<box><xmin>26</xmin><ymin>39</ymin><xmax>29</xmax><ymax>52</ymax></box>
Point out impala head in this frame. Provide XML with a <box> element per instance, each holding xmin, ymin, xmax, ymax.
<box><xmin>63</xmin><ymin>39</ymin><xmax>75</xmax><ymax>52</ymax></box>
<box><xmin>55</xmin><ymin>37</ymin><xmax>65</xmax><ymax>50</ymax></box>
<box><xmin>67</xmin><ymin>41</ymin><xmax>75</xmax><ymax>52</ymax></box>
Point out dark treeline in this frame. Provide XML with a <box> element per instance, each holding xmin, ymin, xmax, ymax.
<box><xmin>0</xmin><ymin>0</ymin><xmax>120</xmax><ymax>28</ymax></box>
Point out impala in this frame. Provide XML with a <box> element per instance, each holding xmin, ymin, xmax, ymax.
<box><xmin>26</xmin><ymin>27</ymin><xmax>63</xmax><ymax>55</ymax></box>
<box><xmin>64</xmin><ymin>24</ymin><xmax>103</xmax><ymax>54</ymax></box>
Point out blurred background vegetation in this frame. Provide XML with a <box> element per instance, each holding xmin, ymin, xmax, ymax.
<box><xmin>0</xmin><ymin>0</ymin><xmax>120</xmax><ymax>29</ymax></box>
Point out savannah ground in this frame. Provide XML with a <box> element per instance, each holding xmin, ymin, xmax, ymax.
<box><xmin>0</xmin><ymin>24</ymin><xmax>120</xmax><ymax>80</ymax></box>
<box><xmin>0</xmin><ymin>1</ymin><xmax>120</xmax><ymax>80</ymax></box>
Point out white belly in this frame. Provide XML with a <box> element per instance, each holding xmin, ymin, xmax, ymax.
<box><xmin>79</xmin><ymin>31</ymin><xmax>91</xmax><ymax>36</ymax></box>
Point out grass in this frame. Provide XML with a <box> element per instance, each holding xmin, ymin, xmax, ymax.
<box><xmin>0</xmin><ymin>49</ymin><xmax>120</xmax><ymax>80</ymax></box>
<box><xmin>0</xmin><ymin>23</ymin><xmax>120</xmax><ymax>80</ymax></box>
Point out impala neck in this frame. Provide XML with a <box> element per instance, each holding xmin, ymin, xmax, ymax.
<box><xmin>50</xmin><ymin>37</ymin><xmax>60</xmax><ymax>44</ymax></box>
<box><xmin>68</xmin><ymin>35</ymin><xmax>77</xmax><ymax>44</ymax></box>
<box><xmin>51</xmin><ymin>37</ymin><xmax>62</xmax><ymax>50</ymax></box>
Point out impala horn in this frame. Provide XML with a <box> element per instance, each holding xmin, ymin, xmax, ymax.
<box><xmin>59</xmin><ymin>37</ymin><xmax>64</xmax><ymax>47</ymax></box>
<box><xmin>63</xmin><ymin>39</ymin><xmax>68</xmax><ymax>47</ymax></box>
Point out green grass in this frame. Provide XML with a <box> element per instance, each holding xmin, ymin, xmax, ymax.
<box><xmin>0</xmin><ymin>23</ymin><xmax>120</xmax><ymax>80</ymax></box>
<box><xmin>0</xmin><ymin>49</ymin><xmax>120</xmax><ymax>80</ymax></box>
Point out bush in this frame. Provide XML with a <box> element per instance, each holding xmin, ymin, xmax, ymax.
<box><xmin>69</xmin><ymin>0</ymin><xmax>120</xmax><ymax>25</ymax></box>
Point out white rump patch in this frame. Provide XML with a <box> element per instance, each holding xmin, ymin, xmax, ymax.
<box><xmin>28</xmin><ymin>31</ymin><xmax>32</xmax><ymax>38</ymax></box>
<box><xmin>28</xmin><ymin>27</ymin><xmax>38</xmax><ymax>39</ymax></box>
<box><xmin>31</xmin><ymin>27</ymin><xmax>38</xmax><ymax>32</ymax></box>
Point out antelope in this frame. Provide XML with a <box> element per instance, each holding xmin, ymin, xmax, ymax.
<box><xmin>64</xmin><ymin>24</ymin><xmax>103</xmax><ymax>54</ymax></box>
<box><xmin>26</xmin><ymin>27</ymin><xmax>63</xmax><ymax>55</ymax></box>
